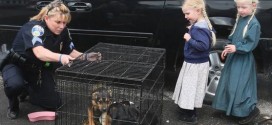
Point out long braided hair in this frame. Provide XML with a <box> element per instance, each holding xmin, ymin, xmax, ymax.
<box><xmin>229</xmin><ymin>0</ymin><xmax>259</xmax><ymax>38</ymax></box>
<box><xmin>182</xmin><ymin>0</ymin><xmax>217</xmax><ymax>46</ymax></box>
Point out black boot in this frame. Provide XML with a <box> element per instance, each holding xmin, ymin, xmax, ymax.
<box><xmin>7</xmin><ymin>108</ymin><xmax>19</xmax><ymax>119</ymax></box>
<box><xmin>239</xmin><ymin>107</ymin><xmax>260</xmax><ymax>124</ymax></box>
<box><xmin>19</xmin><ymin>88</ymin><xmax>29</xmax><ymax>102</ymax></box>
<box><xmin>7</xmin><ymin>97</ymin><xmax>19</xmax><ymax>119</ymax></box>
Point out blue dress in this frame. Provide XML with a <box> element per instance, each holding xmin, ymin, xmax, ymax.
<box><xmin>212</xmin><ymin>16</ymin><xmax>261</xmax><ymax>117</ymax></box>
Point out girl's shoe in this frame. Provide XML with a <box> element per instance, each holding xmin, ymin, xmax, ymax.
<box><xmin>239</xmin><ymin>107</ymin><xmax>260</xmax><ymax>124</ymax></box>
<box><xmin>180</xmin><ymin>114</ymin><xmax>198</xmax><ymax>124</ymax></box>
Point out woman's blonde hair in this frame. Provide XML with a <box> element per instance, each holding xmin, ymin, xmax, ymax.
<box><xmin>30</xmin><ymin>0</ymin><xmax>71</xmax><ymax>23</ymax></box>
<box><xmin>182</xmin><ymin>0</ymin><xmax>217</xmax><ymax>46</ymax></box>
<box><xmin>229</xmin><ymin>0</ymin><xmax>259</xmax><ymax>38</ymax></box>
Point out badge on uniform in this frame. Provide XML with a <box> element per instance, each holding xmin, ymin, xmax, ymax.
<box><xmin>31</xmin><ymin>25</ymin><xmax>44</xmax><ymax>45</ymax></box>
<box><xmin>32</xmin><ymin>25</ymin><xmax>44</xmax><ymax>37</ymax></box>
<box><xmin>69</xmin><ymin>42</ymin><xmax>75</xmax><ymax>49</ymax></box>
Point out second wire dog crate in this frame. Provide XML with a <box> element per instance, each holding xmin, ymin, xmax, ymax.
<box><xmin>55</xmin><ymin>42</ymin><xmax>165</xmax><ymax>125</ymax></box>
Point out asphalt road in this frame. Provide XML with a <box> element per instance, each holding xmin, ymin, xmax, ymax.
<box><xmin>0</xmin><ymin>74</ymin><xmax>272</xmax><ymax>125</ymax></box>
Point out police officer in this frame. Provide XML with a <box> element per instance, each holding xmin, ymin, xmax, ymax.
<box><xmin>1</xmin><ymin>0</ymin><xmax>101</xmax><ymax>119</ymax></box>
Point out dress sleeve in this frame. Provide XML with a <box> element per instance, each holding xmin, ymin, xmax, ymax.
<box><xmin>235</xmin><ymin>23</ymin><xmax>261</xmax><ymax>54</ymax></box>
<box><xmin>188</xmin><ymin>28</ymin><xmax>211</xmax><ymax>51</ymax></box>
<box><xmin>228</xmin><ymin>34</ymin><xmax>233</xmax><ymax>43</ymax></box>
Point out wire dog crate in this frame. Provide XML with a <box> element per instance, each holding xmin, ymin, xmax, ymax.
<box><xmin>55</xmin><ymin>43</ymin><xmax>165</xmax><ymax>125</ymax></box>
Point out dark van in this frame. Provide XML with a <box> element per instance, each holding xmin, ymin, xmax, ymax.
<box><xmin>0</xmin><ymin>0</ymin><xmax>272</xmax><ymax>101</ymax></box>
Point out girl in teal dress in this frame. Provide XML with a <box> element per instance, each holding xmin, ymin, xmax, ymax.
<box><xmin>212</xmin><ymin>0</ymin><xmax>261</xmax><ymax>124</ymax></box>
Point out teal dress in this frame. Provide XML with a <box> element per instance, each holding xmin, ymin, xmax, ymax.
<box><xmin>212</xmin><ymin>16</ymin><xmax>261</xmax><ymax>117</ymax></box>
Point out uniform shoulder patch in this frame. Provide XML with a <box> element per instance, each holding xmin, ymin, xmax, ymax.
<box><xmin>31</xmin><ymin>25</ymin><xmax>44</xmax><ymax>37</ymax></box>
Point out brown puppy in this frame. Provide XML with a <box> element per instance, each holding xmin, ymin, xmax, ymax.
<box><xmin>84</xmin><ymin>87</ymin><xmax>112</xmax><ymax>125</ymax></box>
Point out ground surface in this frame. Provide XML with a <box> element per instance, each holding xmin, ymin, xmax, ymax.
<box><xmin>0</xmin><ymin>74</ymin><xmax>272</xmax><ymax>125</ymax></box>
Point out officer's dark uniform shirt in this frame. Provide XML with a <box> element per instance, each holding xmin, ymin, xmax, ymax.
<box><xmin>12</xmin><ymin>20</ymin><xmax>75</xmax><ymax>68</ymax></box>
<box><xmin>7</xmin><ymin>20</ymin><xmax>75</xmax><ymax>109</ymax></box>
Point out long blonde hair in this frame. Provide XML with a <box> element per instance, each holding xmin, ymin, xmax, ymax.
<box><xmin>30</xmin><ymin>0</ymin><xmax>71</xmax><ymax>23</ymax></box>
<box><xmin>229</xmin><ymin>0</ymin><xmax>259</xmax><ymax>38</ymax></box>
<box><xmin>182</xmin><ymin>0</ymin><xmax>217</xmax><ymax>46</ymax></box>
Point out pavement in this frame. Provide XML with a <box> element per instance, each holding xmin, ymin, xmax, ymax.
<box><xmin>0</xmin><ymin>73</ymin><xmax>272</xmax><ymax>125</ymax></box>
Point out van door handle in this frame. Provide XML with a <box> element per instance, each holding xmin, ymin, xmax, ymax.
<box><xmin>36</xmin><ymin>1</ymin><xmax>51</xmax><ymax>10</ymax></box>
<box><xmin>67</xmin><ymin>2</ymin><xmax>92</xmax><ymax>12</ymax></box>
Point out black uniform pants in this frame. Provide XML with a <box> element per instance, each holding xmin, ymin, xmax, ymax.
<box><xmin>2</xmin><ymin>63</ymin><xmax>61</xmax><ymax>111</ymax></box>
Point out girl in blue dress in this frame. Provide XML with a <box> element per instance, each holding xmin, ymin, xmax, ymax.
<box><xmin>212</xmin><ymin>0</ymin><xmax>261</xmax><ymax>124</ymax></box>
<box><xmin>172</xmin><ymin>0</ymin><xmax>216</xmax><ymax>124</ymax></box>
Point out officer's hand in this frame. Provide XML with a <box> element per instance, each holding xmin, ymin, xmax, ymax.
<box><xmin>84</xmin><ymin>52</ymin><xmax>102</xmax><ymax>62</ymax></box>
<box><xmin>60</xmin><ymin>54</ymin><xmax>75</xmax><ymax>65</ymax></box>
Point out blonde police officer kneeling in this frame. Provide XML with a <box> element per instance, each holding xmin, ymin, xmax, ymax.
<box><xmin>1</xmin><ymin>0</ymin><xmax>101</xmax><ymax>119</ymax></box>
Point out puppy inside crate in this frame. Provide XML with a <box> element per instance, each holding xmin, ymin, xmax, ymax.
<box><xmin>83</xmin><ymin>86</ymin><xmax>158</xmax><ymax>125</ymax></box>
<box><xmin>83</xmin><ymin>86</ymin><xmax>112</xmax><ymax>125</ymax></box>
